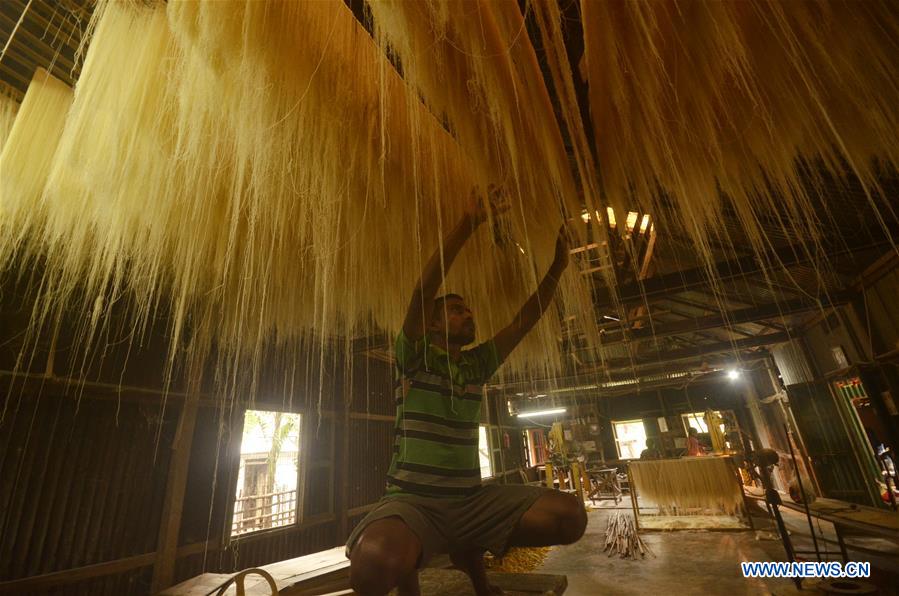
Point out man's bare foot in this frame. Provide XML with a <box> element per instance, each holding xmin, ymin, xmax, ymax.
<box><xmin>450</xmin><ymin>550</ymin><xmax>505</xmax><ymax>596</ymax></box>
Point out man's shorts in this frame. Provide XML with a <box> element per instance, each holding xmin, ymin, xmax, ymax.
<box><xmin>345</xmin><ymin>483</ymin><xmax>551</xmax><ymax>568</ymax></box>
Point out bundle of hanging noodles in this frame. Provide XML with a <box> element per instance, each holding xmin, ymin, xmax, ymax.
<box><xmin>0</xmin><ymin>0</ymin><xmax>896</xmax><ymax>407</ymax></box>
<box><xmin>630</xmin><ymin>457</ymin><xmax>746</xmax><ymax>518</ymax></box>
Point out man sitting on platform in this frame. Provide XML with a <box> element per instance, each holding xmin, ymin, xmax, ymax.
<box><xmin>348</xmin><ymin>187</ymin><xmax>587</xmax><ymax>596</ymax></box>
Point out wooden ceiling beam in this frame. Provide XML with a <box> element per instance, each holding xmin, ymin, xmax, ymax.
<box><xmin>599</xmin><ymin>292</ymin><xmax>852</xmax><ymax>347</ymax></box>
<box><xmin>592</xmin><ymin>241</ymin><xmax>886</xmax><ymax>308</ymax></box>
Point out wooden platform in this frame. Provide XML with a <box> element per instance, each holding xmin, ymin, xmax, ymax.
<box><xmin>416</xmin><ymin>569</ymin><xmax>566</xmax><ymax>596</ymax></box>
<box><xmin>160</xmin><ymin>547</ymin><xmax>350</xmax><ymax>595</ymax></box>
<box><xmin>160</xmin><ymin>547</ymin><xmax>566</xmax><ymax>596</ymax></box>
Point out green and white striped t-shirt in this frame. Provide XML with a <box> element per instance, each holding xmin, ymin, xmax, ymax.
<box><xmin>385</xmin><ymin>330</ymin><xmax>502</xmax><ymax>498</ymax></box>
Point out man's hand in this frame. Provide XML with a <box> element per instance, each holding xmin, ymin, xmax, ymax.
<box><xmin>466</xmin><ymin>184</ymin><xmax>511</xmax><ymax>227</ymax></box>
<box><xmin>402</xmin><ymin>184</ymin><xmax>506</xmax><ymax>341</ymax></box>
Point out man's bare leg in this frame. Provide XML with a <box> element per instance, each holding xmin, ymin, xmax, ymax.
<box><xmin>452</xmin><ymin>491</ymin><xmax>587</xmax><ymax>596</ymax></box>
<box><xmin>349</xmin><ymin>517</ymin><xmax>422</xmax><ymax>596</ymax></box>
<box><xmin>508</xmin><ymin>490</ymin><xmax>587</xmax><ymax>547</ymax></box>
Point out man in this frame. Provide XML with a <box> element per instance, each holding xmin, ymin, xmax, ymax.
<box><xmin>348</xmin><ymin>187</ymin><xmax>587</xmax><ymax>596</ymax></box>
<box><xmin>686</xmin><ymin>427</ymin><xmax>706</xmax><ymax>456</ymax></box>
<box><xmin>640</xmin><ymin>437</ymin><xmax>661</xmax><ymax>460</ymax></box>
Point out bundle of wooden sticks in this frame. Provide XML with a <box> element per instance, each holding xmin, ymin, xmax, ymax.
<box><xmin>603</xmin><ymin>512</ymin><xmax>652</xmax><ymax>560</ymax></box>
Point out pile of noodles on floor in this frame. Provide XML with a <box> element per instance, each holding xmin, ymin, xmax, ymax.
<box><xmin>0</xmin><ymin>0</ymin><xmax>897</xmax><ymax>409</ymax></box>
<box><xmin>485</xmin><ymin>547</ymin><xmax>552</xmax><ymax>574</ymax></box>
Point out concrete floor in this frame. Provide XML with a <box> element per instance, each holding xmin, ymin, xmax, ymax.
<box><xmin>533</xmin><ymin>507</ymin><xmax>898</xmax><ymax>596</ymax></box>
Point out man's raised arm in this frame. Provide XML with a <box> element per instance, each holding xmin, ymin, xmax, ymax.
<box><xmin>491</xmin><ymin>225</ymin><xmax>571</xmax><ymax>362</ymax></box>
<box><xmin>402</xmin><ymin>186</ymin><xmax>509</xmax><ymax>341</ymax></box>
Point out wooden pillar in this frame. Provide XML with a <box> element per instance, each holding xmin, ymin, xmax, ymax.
<box><xmin>151</xmin><ymin>353</ymin><xmax>205</xmax><ymax>593</ymax></box>
<box><xmin>337</xmin><ymin>395</ymin><xmax>350</xmax><ymax>542</ymax></box>
<box><xmin>571</xmin><ymin>462</ymin><xmax>584</xmax><ymax>502</ymax></box>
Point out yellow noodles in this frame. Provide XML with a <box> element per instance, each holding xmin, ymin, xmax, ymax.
<box><xmin>630</xmin><ymin>457</ymin><xmax>746</xmax><ymax>517</ymax></box>
<box><xmin>0</xmin><ymin>0</ymin><xmax>897</xmax><ymax>407</ymax></box>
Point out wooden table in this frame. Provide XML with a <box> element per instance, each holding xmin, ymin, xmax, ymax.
<box><xmin>587</xmin><ymin>467</ymin><xmax>622</xmax><ymax>504</ymax></box>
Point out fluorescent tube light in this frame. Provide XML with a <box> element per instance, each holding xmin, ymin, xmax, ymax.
<box><xmin>517</xmin><ymin>408</ymin><xmax>567</xmax><ymax>418</ymax></box>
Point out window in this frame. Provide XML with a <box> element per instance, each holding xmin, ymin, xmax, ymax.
<box><xmin>478</xmin><ymin>425</ymin><xmax>505</xmax><ymax>479</ymax></box>
<box><xmin>682</xmin><ymin>411</ymin><xmax>734</xmax><ymax>452</ymax></box>
<box><xmin>613</xmin><ymin>419</ymin><xmax>647</xmax><ymax>459</ymax></box>
<box><xmin>523</xmin><ymin>428</ymin><xmax>547</xmax><ymax>466</ymax></box>
<box><xmin>681</xmin><ymin>411</ymin><xmax>725</xmax><ymax>435</ymax></box>
<box><xmin>490</xmin><ymin>427</ymin><xmax>503</xmax><ymax>477</ymax></box>
<box><xmin>232</xmin><ymin>410</ymin><xmax>301</xmax><ymax>537</ymax></box>
<box><xmin>478</xmin><ymin>425</ymin><xmax>492</xmax><ymax>478</ymax></box>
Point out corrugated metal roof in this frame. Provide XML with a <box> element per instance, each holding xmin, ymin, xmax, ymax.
<box><xmin>0</xmin><ymin>0</ymin><xmax>91</xmax><ymax>101</ymax></box>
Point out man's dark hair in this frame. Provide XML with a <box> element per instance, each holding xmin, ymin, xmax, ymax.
<box><xmin>431</xmin><ymin>293</ymin><xmax>465</xmax><ymax>320</ymax></box>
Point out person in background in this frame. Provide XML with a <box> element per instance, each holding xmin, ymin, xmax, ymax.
<box><xmin>640</xmin><ymin>437</ymin><xmax>661</xmax><ymax>460</ymax></box>
<box><xmin>686</xmin><ymin>427</ymin><xmax>706</xmax><ymax>456</ymax></box>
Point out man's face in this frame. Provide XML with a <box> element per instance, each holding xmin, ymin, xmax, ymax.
<box><xmin>430</xmin><ymin>296</ymin><xmax>476</xmax><ymax>345</ymax></box>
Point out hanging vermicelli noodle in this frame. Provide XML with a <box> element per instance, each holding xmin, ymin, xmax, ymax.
<box><xmin>0</xmin><ymin>69</ymin><xmax>73</xmax><ymax>259</ymax></box>
<box><xmin>630</xmin><ymin>458</ymin><xmax>746</xmax><ymax>518</ymax></box>
<box><xmin>0</xmin><ymin>0</ymin><xmax>896</xmax><ymax>412</ymax></box>
<box><xmin>578</xmin><ymin>0</ymin><xmax>899</xmax><ymax>287</ymax></box>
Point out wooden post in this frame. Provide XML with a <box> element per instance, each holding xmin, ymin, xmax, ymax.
<box><xmin>337</xmin><ymin>396</ymin><xmax>350</xmax><ymax>542</ymax></box>
<box><xmin>151</xmin><ymin>351</ymin><xmax>205</xmax><ymax>593</ymax></box>
<box><xmin>571</xmin><ymin>462</ymin><xmax>584</xmax><ymax>502</ymax></box>
<box><xmin>580</xmin><ymin>465</ymin><xmax>591</xmax><ymax>499</ymax></box>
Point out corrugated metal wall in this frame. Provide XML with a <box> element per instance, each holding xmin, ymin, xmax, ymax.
<box><xmin>346</xmin><ymin>419</ymin><xmax>392</xmax><ymax>511</ymax></box>
<box><xmin>863</xmin><ymin>267</ymin><xmax>899</xmax><ymax>354</ymax></box>
<box><xmin>802</xmin><ymin>311</ymin><xmax>865</xmax><ymax>375</ymax></box>
<box><xmin>0</xmin><ymin>350</ymin><xmax>402</xmax><ymax>594</ymax></box>
<box><xmin>0</xmin><ymin>284</ymin><xmax>480</xmax><ymax>593</ymax></box>
<box><xmin>0</xmin><ymin>393</ymin><xmax>176</xmax><ymax>581</ymax></box>
<box><xmin>786</xmin><ymin>382</ymin><xmax>875</xmax><ymax>505</ymax></box>
<box><xmin>771</xmin><ymin>339</ymin><xmax>816</xmax><ymax>385</ymax></box>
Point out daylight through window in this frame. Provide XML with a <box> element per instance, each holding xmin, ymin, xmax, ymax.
<box><xmin>232</xmin><ymin>410</ymin><xmax>302</xmax><ymax>537</ymax></box>
<box><xmin>613</xmin><ymin>419</ymin><xmax>647</xmax><ymax>460</ymax></box>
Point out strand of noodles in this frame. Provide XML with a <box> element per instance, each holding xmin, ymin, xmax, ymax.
<box><xmin>367</xmin><ymin>0</ymin><xmax>602</xmax><ymax>383</ymax></box>
<box><xmin>630</xmin><ymin>458</ymin><xmax>746</xmax><ymax>518</ymax></box>
<box><xmin>0</xmin><ymin>70</ymin><xmax>72</xmax><ymax>422</ymax></box>
<box><xmin>0</xmin><ymin>69</ymin><xmax>73</xmax><ymax>264</ymax></box>
<box><xmin>1</xmin><ymin>0</ymin><xmax>897</xmax><ymax>413</ymax></box>
<box><xmin>579</xmin><ymin>0</ymin><xmax>898</xmax><ymax>290</ymax></box>
<box><xmin>531</xmin><ymin>0</ymin><xmax>623</xmax><ymax>372</ymax></box>
<box><xmin>0</xmin><ymin>0</ymin><xmax>579</xmax><ymax>411</ymax></box>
